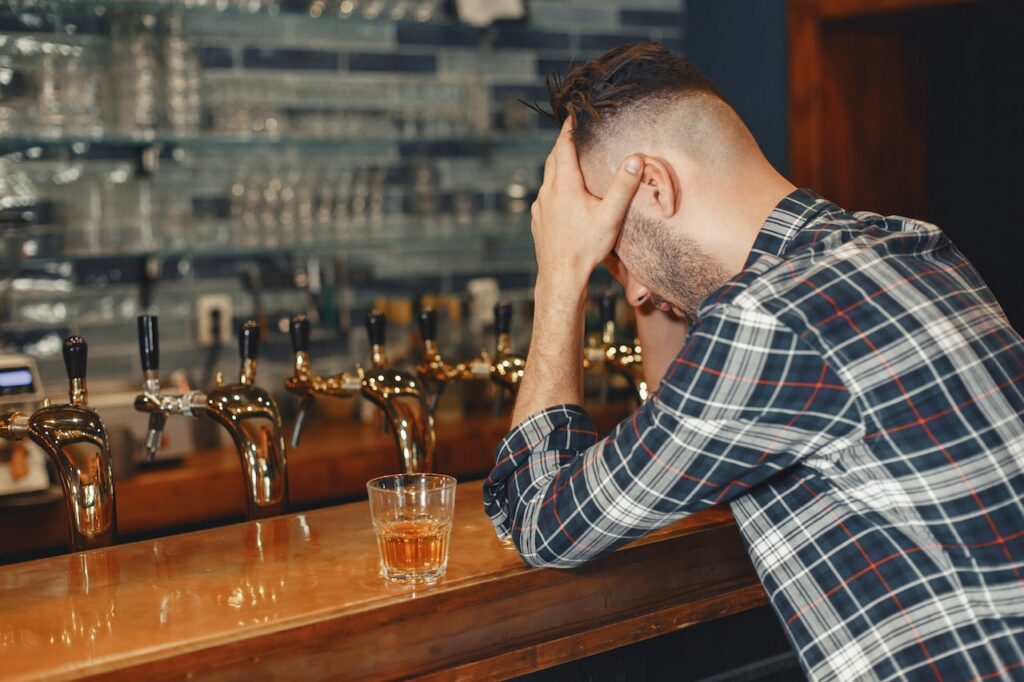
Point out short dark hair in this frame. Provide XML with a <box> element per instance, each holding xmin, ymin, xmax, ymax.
<box><xmin>527</xmin><ymin>43</ymin><xmax>722</xmax><ymax>152</ymax></box>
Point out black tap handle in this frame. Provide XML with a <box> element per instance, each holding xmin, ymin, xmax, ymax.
<box><xmin>495</xmin><ymin>302</ymin><xmax>512</xmax><ymax>336</ymax></box>
<box><xmin>599</xmin><ymin>291</ymin><xmax>616</xmax><ymax>326</ymax></box>
<box><xmin>239</xmin><ymin>319</ymin><xmax>260</xmax><ymax>361</ymax></box>
<box><xmin>418</xmin><ymin>307</ymin><xmax>437</xmax><ymax>342</ymax></box>
<box><xmin>137</xmin><ymin>315</ymin><xmax>159</xmax><ymax>372</ymax></box>
<box><xmin>290</xmin><ymin>314</ymin><xmax>310</xmax><ymax>354</ymax></box>
<box><xmin>366</xmin><ymin>309</ymin><xmax>386</xmax><ymax>347</ymax></box>
<box><xmin>63</xmin><ymin>336</ymin><xmax>87</xmax><ymax>381</ymax></box>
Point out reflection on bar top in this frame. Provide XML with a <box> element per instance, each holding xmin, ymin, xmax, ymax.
<box><xmin>0</xmin><ymin>480</ymin><xmax>733</xmax><ymax>678</ymax></box>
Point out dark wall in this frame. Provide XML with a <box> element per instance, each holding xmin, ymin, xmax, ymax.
<box><xmin>687</xmin><ymin>0</ymin><xmax>789</xmax><ymax>174</ymax></box>
<box><xmin>921</xmin><ymin>1</ymin><xmax>1024</xmax><ymax>331</ymax></box>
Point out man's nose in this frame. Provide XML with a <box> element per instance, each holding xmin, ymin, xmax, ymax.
<box><xmin>624</xmin><ymin>280</ymin><xmax>650</xmax><ymax>308</ymax></box>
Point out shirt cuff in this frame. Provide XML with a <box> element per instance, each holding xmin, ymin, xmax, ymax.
<box><xmin>482</xmin><ymin>404</ymin><xmax>598</xmax><ymax>538</ymax></box>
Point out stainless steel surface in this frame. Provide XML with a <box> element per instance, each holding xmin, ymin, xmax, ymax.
<box><xmin>1</xmin><ymin>339</ymin><xmax>116</xmax><ymax>551</ymax></box>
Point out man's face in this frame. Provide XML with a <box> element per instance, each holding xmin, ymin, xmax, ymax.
<box><xmin>582</xmin><ymin>151</ymin><xmax>726</xmax><ymax>323</ymax></box>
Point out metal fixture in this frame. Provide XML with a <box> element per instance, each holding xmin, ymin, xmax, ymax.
<box><xmin>287</xmin><ymin>310</ymin><xmax>436</xmax><ymax>474</ymax></box>
<box><xmin>584</xmin><ymin>291</ymin><xmax>648</xmax><ymax>404</ymax></box>
<box><xmin>414</xmin><ymin>306</ymin><xmax>490</xmax><ymax>413</ymax></box>
<box><xmin>1</xmin><ymin>337</ymin><xmax>117</xmax><ymax>551</ymax></box>
<box><xmin>490</xmin><ymin>302</ymin><xmax>526</xmax><ymax>396</ymax></box>
<box><xmin>414</xmin><ymin>302</ymin><xmax>526</xmax><ymax>411</ymax></box>
<box><xmin>133</xmin><ymin>315</ymin><xmax>288</xmax><ymax>519</ymax></box>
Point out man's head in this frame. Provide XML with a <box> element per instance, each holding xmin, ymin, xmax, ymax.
<box><xmin>533</xmin><ymin>44</ymin><xmax>792</xmax><ymax>321</ymax></box>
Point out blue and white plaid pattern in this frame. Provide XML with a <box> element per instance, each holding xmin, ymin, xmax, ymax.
<box><xmin>484</xmin><ymin>189</ymin><xmax>1024</xmax><ymax>681</ymax></box>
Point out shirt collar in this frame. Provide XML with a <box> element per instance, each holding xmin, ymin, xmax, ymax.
<box><xmin>743</xmin><ymin>188</ymin><xmax>835</xmax><ymax>270</ymax></box>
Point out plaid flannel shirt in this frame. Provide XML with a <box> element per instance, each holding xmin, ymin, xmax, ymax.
<box><xmin>483</xmin><ymin>189</ymin><xmax>1024</xmax><ymax>681</ymax></box>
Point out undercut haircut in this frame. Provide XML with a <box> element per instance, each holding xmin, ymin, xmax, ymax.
<box><xmin>527</xmin><ymin>43</ymin><xmax>725</xmax><ymax>155</ymax></box>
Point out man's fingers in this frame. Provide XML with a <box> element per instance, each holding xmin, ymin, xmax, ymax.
<box><xmin>543</xmin><ymin>146</ymin><xmax>556</xmax><ymax>182</ymax></box>
<box><xmin>597</xmin><ymin>155</ymin><xmax>644</xmax><ymax>225</ymax></box>
<box><xmin>553</xmin><ymin>118</ymin><xmax>584</xmax><ymax>188</ymax></box>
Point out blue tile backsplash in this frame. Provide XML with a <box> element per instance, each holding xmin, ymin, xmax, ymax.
<box><xmin>0</xmin><ymin>0</ymin><xmax>686</xmax><ymax>392</ymax></box>
<box><xmin>242</xmin><ymin>46</ymin><xmax>342</xmax><ymax>70</ymax></box>
<box><xmin>348</xmin><ymin>51</ymin><xmax>437</xmax><ymax>72</ymax></box>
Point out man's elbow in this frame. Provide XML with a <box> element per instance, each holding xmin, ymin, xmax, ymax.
<box><xmin>510</xmin><ymin>529</ymin><xmax>592</xmax><ymax>570</ymax></box>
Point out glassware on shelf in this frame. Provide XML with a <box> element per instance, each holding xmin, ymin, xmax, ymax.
<box><xmin>162</xmin><ymin>12</ymin><xmax>201</xmax><ymax>136</ymax></box>
<box><xmin>63</xmin><ymin>45</ymin><xmax>105</xmax><ymax>138</ymax></box>
<box><xmin>0</xmin><ymin>36</ymin><xmax>105</xmax><ymax>139</ymax></box>
<box><xmin>295</xmin><ymin>168</ymin><xmax>316</xmax><ymax>245</ymax></box>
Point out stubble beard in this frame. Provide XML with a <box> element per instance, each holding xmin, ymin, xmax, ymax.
<box><xmin>620</xmin><ymin>210</ymin><xmax>728</xmax><ymax>325</ymax></box>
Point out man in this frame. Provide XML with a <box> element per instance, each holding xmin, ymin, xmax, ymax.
<box><xmin>483</xmin><ymin>44</ymin><xmax>1024</xmax><ymax>680</ymax></box>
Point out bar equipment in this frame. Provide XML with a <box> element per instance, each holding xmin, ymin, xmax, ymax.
<box><xmin>491</xmin><ymin>302</ymin><xmax>526</xmax><ymax>397</ymax></box>
<box><xmin>0</xmin><ymin>353</ymin><xmax>50</xmax><ymax>498</ymax></box>
<box><xmin>414</xmin><ymin>302</ymin><xmax>528</xmax><ymax>413</ymax></box>
<box><xmin>133</xmin><ymin>315</ymin><xmax>288</xmax><ymax>519</ymax></box>
<box><xmin>1</xmin><ymin>337</ymin><xmax>117</xmax><ymax>551</ymax></box>
<box><xmin>287</xmin><ymin>311</ymin><xmax>436</xmax><ymax>474</ymax></box>
<box><xmin>584</xmin><ymin>292</ymin><xmax>648</xmax><ymax>405</ymax></box>
<box><xmin>414</xmin><ymin>306</ymin><xmax>490</xmax><ymax>413</ymax></box>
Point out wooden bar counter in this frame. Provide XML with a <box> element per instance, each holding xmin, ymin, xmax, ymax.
<box><xmin>0</xmin><ymin>481</ymin><xmax>765</xmax><ymax>681</ymax></box>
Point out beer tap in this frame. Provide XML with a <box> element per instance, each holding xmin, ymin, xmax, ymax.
<box><xmin>491</xmin><ymin>302</ymin><xmax>526</xmax><ymax>396</ymax></box>
<box><xmin>286</xmin><ymin>310</ymin><xmax>436</xmax><ymax>474</ymax></box>
<box><xmin>134</xmin><ymin>315</ymin><xmax>288</xmax><ymax>519</ymax></box>
<box><xmin>1</xmin><ymin>337</ymin><xmax>116</xmax><ymax>551</ymax></box>
<box><xmin>584</xmin><ymin>291</ymin><xmax>648</xmax><ymax>405</ymax></box>
<box><xmin>414</xmin><ymin>306</ymin><xmax>489</xmax><ymax>414</ymax></box>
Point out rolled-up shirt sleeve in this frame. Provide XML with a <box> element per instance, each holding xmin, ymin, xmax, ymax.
<box><xmin>482</xmin><ymin>301</ymin><xmax>862</xmax><ymax>568</ymax></box>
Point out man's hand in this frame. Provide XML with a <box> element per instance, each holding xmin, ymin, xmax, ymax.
<box><xmin>509</xmin><ymin>125</ymin><xmax>642</xmax><ymax>427</ymax></box>
<box><xmin>531</xmin><ymin>120</ymin><xmax>644</xmax><ymax>290</ymax></box>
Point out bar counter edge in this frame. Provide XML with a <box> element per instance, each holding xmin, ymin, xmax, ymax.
<box><xmin>0</xmin><ymin>480</ymin><xmax>765</xmax><ymax>681</ymax></box>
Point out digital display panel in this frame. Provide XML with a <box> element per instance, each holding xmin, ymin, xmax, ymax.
<box><xmin>0</xmin><ymin>368</ymin><xmax>36</xmax><ymax>396</ymax></box>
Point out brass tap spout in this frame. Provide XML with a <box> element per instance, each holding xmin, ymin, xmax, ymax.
<box><xmin>286</xmin><ymin>311</ymin><xmax>436</xmax><ymax>474</ymax></box>
<box><xmin>134</xmin><ymin>316</ymin><xmax>288</xmax><ymax>520</ymax></box>
<box><xmin>284</xmin><ymin>313</ymin><xmax>361</xmax><ymax>446</ymax></box>
<box><xmin>585</xmin><ymin>292</ymin><xmax>648</xmax><ymax>405</ymax></box>
<box><xmin>414</xmin><ymin>307</ymin><xmax>490</xmax><ymax>414</ymax></box>
<box><xmin>1</xmin><ymin>337</ymin><xmax>116</xmax><ymax>551</ymax></box>
<box><xmin>606</xmin><ymin>341</ymin><xmax>648</xmax><ymax>404</ymax></box>
<box><xmin>490</xmin><ymin>302</ymin><xmax>526</xmax><ymax>396</ymax></box>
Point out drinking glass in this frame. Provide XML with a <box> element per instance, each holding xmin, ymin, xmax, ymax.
<box><xmin>366</xmin><ymin>473</ymin><xmax>456</xmax><ymax>583</ymax></box>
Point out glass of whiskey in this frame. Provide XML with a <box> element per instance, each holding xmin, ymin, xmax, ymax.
<box><xmin>366</xmin><ymin>473</ymin><xmax>457</xmax><ymax>583</ymax></box>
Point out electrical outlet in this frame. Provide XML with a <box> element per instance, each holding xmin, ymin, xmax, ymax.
<box><xmin>196</xmin><ymin>294</ymin><xmax>233</xmax><ymax>347</ymax></box>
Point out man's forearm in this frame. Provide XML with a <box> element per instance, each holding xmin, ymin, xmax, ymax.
<box><xmin>510</xmin><ymin>276</ymin><xmax>589</xmax><ymax>427</ymax></box>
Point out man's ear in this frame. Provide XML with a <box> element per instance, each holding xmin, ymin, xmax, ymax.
<box><xmin>639</xmin><ymin>157</ymin><xmax>678</xmax><ymax>219</ymax></box>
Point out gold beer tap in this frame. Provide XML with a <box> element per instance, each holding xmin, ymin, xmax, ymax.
<box><xmin>133</xmin><ymin>316</ymin><xmax>288</xmax><ymax>520</ymax></box>
<box><xmin>286</xmin><ymin>310</ymin><xmax>436</xmax><ymax>474</ymax></box>
<box><xmin>414</xmin><ymin>306</ymin><xmax>490</xmax><ymax>414</ymax></box>
<box><xmin>1</xmin><ymin>336</ymin><xmax>116</xmax><ymax>551</ymax></box>
<box><xmin>583</xmin><ymin>291</ymin><xmax>648</xmax><ymax>405</ymax></box>
<box><xmin>490</xmin><ymin>302</ymin><xmax>526</xmax><ymax>397</ymax></box>
<box><xmin>414</xmin><ymin>302</ymin><xmax>526</xmax><ymax>411</ymax></box>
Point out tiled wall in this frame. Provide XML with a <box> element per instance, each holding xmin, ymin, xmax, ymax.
<box><xmin>1</xmin><ymin>0</ymin><xmax>686</xmax><ymax>398</ymax></box>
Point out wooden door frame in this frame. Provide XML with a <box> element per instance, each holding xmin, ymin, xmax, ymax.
<box><xmin>787</xmin><ymin>0</ymin><xmax>981</xmax><ymax>188</ymax></box>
